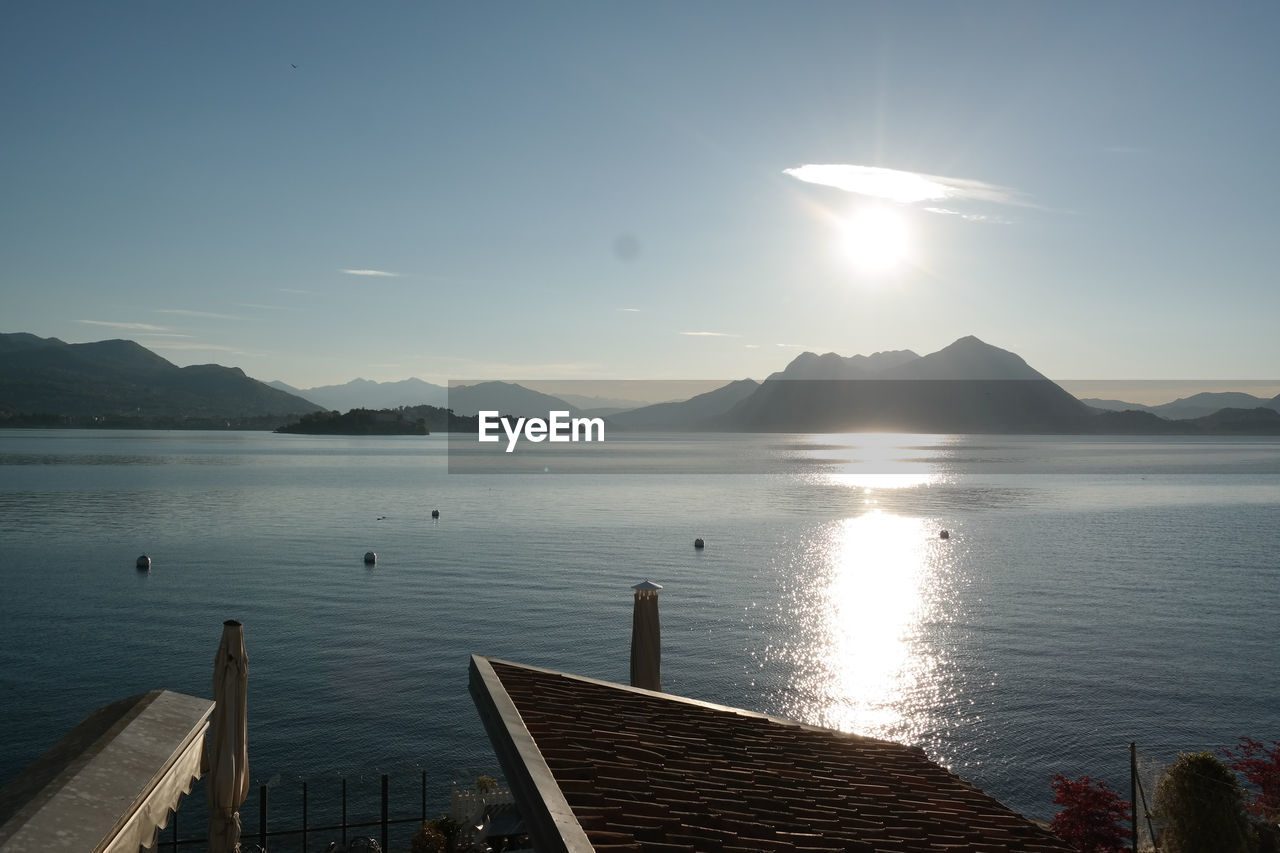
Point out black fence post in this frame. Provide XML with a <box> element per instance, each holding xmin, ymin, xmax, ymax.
<box><xmin>259</xmin><ymin>784</ymin><xmax>268</xmax><ymax>850</ymax></box>
<box><xmin>302</xmin><ymin>780</ymin><xmax>308</xmax><ymax>853</ymax></box>
<box><xmin>381</xmin><ymin>774</ymin><xmax>389</xmax><ymax>853</ymax></box>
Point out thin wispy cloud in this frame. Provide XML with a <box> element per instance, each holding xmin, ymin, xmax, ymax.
<box><xmin>278</xmin><ymin>288</ymin><xmax>314</xmax><ymax>295</ymax></box>
<box><xmin>618</xmin><ymin>307</ymin><xmax>641</xmax><ymax>312</ymax></box>
<box><xmin>776</xmin><ymin>342</ymin><xmax>824</xmax><ymax>350</ymax></box>
<box><xmin>340</xmin><ymin>268</ymin><xmax>400</xmax><ymax>277</ymax></box>
<box><xmin>234</xmin><ymin>302</ymin><xmax>306</xmax><ymax>312</ymax></box>
<box><xmin>78</xmin><ymin>320</ymin><xmax>171</xmax><ymax>332</ymax></box>
<box><xmin>784</xmin><ymin>164</ymin><xmax>1027</xmax><ymax>211</ymax></box>
<box><xmin>154</xmin><ymin>309</ymin><xmax>243</xmax><ymax>320</ymax></box>
<box><xmin>681</xmin><ymin>331</ymin><xmax>740</xmax><ymax>338</ymax></box>
<box><xmin>923</xmin><ymin>207</ymin><xmax>1012</xmax><ymax>224</ymax></box>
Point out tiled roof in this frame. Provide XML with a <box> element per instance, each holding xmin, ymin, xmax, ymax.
<box><xmin>470</xmin><ymin>656</ymin><xmax>1073</xmax><ymax>853</ymax></box>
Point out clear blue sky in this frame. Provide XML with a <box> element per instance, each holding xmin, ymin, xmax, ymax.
<box><xmin>3</xmin><ymin>2</ymin><xmax>1278</xmax><ymax>391</ymax></box>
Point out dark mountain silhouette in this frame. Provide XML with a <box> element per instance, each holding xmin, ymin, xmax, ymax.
<box><xmin>1187</xmin><ymin>406</ymin><xmax>1280</xmax><ymax>433</ymax></box>
<box><xmin>269</xmin><ymin>376</ymin><xmax>448</xmax><ymax>411</ymax></box>
<box><xmin>608</xmin><ymin>379</ymin><xmax>760</xmax><ymax>430</ymax></box>
<box><xmin>770</xmin><ymin>349</ymin><xmax>921</xmax><ymax>380</ymax></box>
<box><xmin>722</xmin><ymin>336</ymin><xmax>1095</xmax><ymax>433</ymax></box>
<box><xmin>6</xmin><ymin>331</ymin><xmax>1277</xmax><ymax>434</ymax></box>
<box><xmin>0</xmin><ymin>333</ymin><xmax>320</xmax><ymax>425</ymax></box>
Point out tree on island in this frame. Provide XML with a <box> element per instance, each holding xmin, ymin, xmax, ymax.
<box><xmin>275</xmin><ymin>407</ymin><xmax>428</xmax><ymax>435</ymax></box>
<box><xmin>1049</xmin><ymin>774</ymin><xmax>1130</xmax><ymax>853</ymax></box>
<box><xmin>1153</xmin><ymin>751</ymin><xmax>1253</xmax><ymax>853</ymax></box>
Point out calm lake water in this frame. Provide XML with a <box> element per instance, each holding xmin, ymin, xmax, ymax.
<box><xmin>1</xmin><ymin>429</ymin><xmax>1278</xmax><ymax>837</ymax></box>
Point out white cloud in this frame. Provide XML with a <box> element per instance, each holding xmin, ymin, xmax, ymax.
<box><xmin>784</xmin><ymin>164</ymin><xmax>1026</xmax><ymax>209</ymax></box>
<box><xmin>681</xmin><ymin>331</ymin><xmax>740</xmax><ymax>337</ymax></box>
<box><xmin>78</xmin><ymin>320</ymin><xmax>171</xmax><ymax>332</ymax></box>
<box><xmin>339</xmin><ymin>268</ymin><xmax>399</xmax><ymax>277</ymax></box>
<box><xmin>618</xmin><ymin>307</ymin><xmax>641</xmax><ymax>312</ymax></box>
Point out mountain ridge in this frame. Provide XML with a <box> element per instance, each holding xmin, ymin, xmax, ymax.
<box><xmin>4</xmin><ymin>331</ymin><xmax>1277</xmax><ymax>434</ymax></box>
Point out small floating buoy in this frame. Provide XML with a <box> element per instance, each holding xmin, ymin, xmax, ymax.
<box><xmin>363</xmin><ymin>551</ymin><xmax>377</xmax><ymax>564</ymax></box>
<box><xmin>693</xmin><ymin>537</ymin><xmax>705</xmax><ymax>549</ymax></box>
<box><xmin>431</xmin><ymin>509</ymin><xmax>440</xmax><ymax>519</ymax></box>
<box><xmin>136</xmin><ymin>554</ymin><xmax>151</xmax><ymax>570</ymax></box>
<box><xmin>939</xmin><ymin>530</ymin><xmax>950</xmax><ymax>540</ymax></box>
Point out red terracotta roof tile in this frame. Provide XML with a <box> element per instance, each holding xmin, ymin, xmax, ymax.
<box><xmin>469</xmin><ymin>655</ymin><xmax>1072</xmax><ymax>853</ymax></box>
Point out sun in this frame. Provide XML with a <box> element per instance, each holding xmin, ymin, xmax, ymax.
<box><xmin>840</xmin><ymin>204</ymin><xmax>911</xmax><ymax>273</ymax></box>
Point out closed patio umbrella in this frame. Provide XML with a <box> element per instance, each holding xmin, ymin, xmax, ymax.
<box><xmin>207</xmin><ymin>619</ymin><xmax>249</xmax><ymax>853</ymax></box>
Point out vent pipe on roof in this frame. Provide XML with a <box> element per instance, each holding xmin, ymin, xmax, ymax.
<box><xmin>630</xmin><ymin>580</ymin><xmax>662</xmax><ymax>692</ymax></box>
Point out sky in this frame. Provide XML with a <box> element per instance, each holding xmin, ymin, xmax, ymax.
<box><xmin>3</xmin><ymin>2</ymin><xmax>1279</xmax><ymax>396</ymax></box>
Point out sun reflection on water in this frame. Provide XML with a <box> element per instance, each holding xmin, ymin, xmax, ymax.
<box><xmin>777</xmin><ymin>507</ymin><xmax>960</xmax><ymax>748</ymax></box>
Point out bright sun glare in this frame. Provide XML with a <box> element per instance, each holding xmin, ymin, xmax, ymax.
<box><xmin>840</xmin><ymin>205</ymin><xmax>910</xmax><ymax>274</ymax></box>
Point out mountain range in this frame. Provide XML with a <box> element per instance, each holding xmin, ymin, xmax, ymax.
<box><xmin>1080</xmin><ymin>391</ymin><xmax>1280</xmax><ymax>420</ymax></box>
<box><xmin>0</xmin><ymin>333</ymin><xmax>318</xmax><ymax>427</ymax></box>
<box><xmin>4</xmin><ymin>331</ymin><xmax>1278</xmax><ymax>434</ymax></box>
<box><xmin>269</xmin><ymin>376</ymin><xmax>448</xmax><ymax>411</ymax></box>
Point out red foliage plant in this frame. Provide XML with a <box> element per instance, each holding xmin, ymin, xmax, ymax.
<box><xmin>1221</xmin><ymin>737</ymin><xmax>1280</xmax><ymax>821</ymax></box>
<box><xmin>1049</xmin><ymin>774</ymin><xmax>1131</xmax><ymax>853</ymax></box>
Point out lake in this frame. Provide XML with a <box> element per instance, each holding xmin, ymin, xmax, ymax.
<box><xmin>1</xmin><ymin>429</ymin><xmax>1277</xmax><ymax>840</ymax></box>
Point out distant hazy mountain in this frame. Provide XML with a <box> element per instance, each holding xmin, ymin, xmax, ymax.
<box><xmin>445</xmin><ymin>381</ymin><xmax>579</xmax><ymax>418</ymax></box>
<box><xmin>551</xmin><ymin>392</ymin><xmax>659</xmax><ymax>412</ymax></box>
<box><xmin>1152</xmin><ymin>392</ymin><xmax>1280</xmax><ymax>420</ymax></box>
<box><xmin>608</xmin><ymin>379</ymin><xmax>760</xmax><ymax>430</ymax></box>
<box><xmin>270</xmin><ymin>377</ymin><xmax>448</xmax><ymax>411</ymax></box>
<box><xmin>1081</xmin><ymin>392</ymin><xmax>1280</xmax><ymax>420</ymax></box>
<box><xmin>1080</xmin><ymin>398</ymin><xmax>1156</xmax><ymax>413</ymax></box>
<box><xmin>722</xmin><ymin>336</ymin><xmax>1095</xmax><ymax>433</ymax></box>
<box><xmin>0</xmin><ymin>333</ymin><xmax>320</xmax><ymax>423</ymax></box>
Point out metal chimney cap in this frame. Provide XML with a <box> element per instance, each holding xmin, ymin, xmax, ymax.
<box><xmin>632</xmin><ymin>580</ymin><xmax>663</xmax><ymax>591</ymax></box>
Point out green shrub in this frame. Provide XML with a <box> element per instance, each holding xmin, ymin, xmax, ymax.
<box><xmin>1153</xmin><ymin>751</ymin><xmax>1253</xmax><ymax>853</ymax></box>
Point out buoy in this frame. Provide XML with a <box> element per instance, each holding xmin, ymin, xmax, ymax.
<box><xmin>363</xmin><ymin>551</ymin><xmax>377</xmax><ymax>564</ymax></box>
<box><xmin>693</xmin><ymin>537</ymin><xmax>705</xmax><ymax>549</ymax></box>
<box><xmin>136</xmin><ymin>554</ymin><xmax>151</xmax><ymax>570</ymax></box>
<box><xmin>939</xmin><ymin>530</ymin><xmax>950</xmax><ymax>540</ymax></box>
<box><xmin>431</xmin><ymin>509</ymin><xmax>440</xmax><ymax>519</ymax></box>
